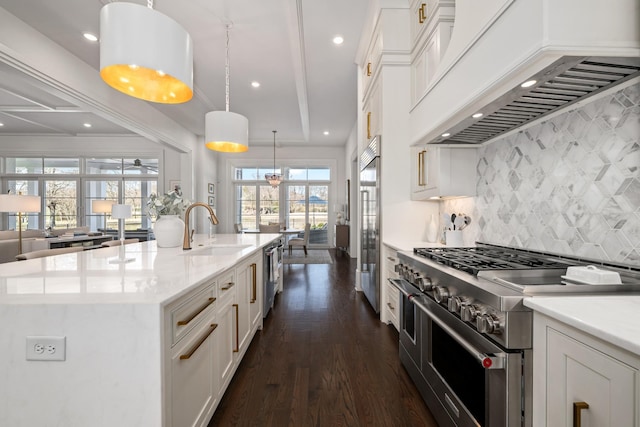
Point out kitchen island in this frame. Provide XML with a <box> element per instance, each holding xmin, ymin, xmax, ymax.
<box><xmin>0</xmin><ymin>233</ymin><xmax>280</xmax><ymax>427</ymax></box>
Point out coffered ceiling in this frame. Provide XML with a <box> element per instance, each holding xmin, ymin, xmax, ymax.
<box><xmin>0</xmin><ymin>0</ymin><xmax>370</xmax><ymax>147</ymax></box>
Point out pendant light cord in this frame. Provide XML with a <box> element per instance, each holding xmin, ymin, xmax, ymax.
<box><xmin>225</xmin><ymin>25</ymin><xmax>231</xmax><ymax>113</ymax></box>
<box><xmin>272</xmin><ymin>130</ymin><xmax>277</xmax><ymax>173</ymax></box>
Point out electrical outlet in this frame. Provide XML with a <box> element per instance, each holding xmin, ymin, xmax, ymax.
<box><xmin>26</xmin><ymin>336</ymin><xmax>66</xmax><ymax>361</ymax></box>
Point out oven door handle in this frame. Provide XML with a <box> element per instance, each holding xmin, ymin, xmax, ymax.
<box><xmin>409</xmin><ymin>290</ymin><xmax>506</xmax><ymax>370</ymax></box>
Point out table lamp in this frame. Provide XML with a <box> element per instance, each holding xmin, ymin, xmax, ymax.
<box><xmin>109</xmin><ymin>204</ymin><xmax>134</xmax><ymax>264</ymax></box>
<box><xmin>92</xmin><ymin>199</ymin><xmax>115</xmax><ymax>232</ymax></box>
<box><xmin>0</xmin><ymin>193</ymin><xmax>41</xmax><ymax>255</ymax></box>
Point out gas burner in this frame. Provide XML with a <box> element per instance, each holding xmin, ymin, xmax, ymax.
<box><xmin>413</xmin><ymin>245</ymin><xmax>572</xmax><ymax>275</ymax></box>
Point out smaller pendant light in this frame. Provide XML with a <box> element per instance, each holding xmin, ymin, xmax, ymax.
<box><xmin>99</xmin><ymin>1</ymin><xmax>193</xmax><ymax>104</ymax></box>
<box><xmin>205</xmin><ymin>24</ymin><xmax>249</xmax><ymax>153</ymax></box>
<box><xmin>265</xmin><ymin>130</ymin><xmax>283</xmax><ymax>187</ymax></box>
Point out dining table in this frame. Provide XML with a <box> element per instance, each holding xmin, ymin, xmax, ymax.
<box><xmin>242</xmin><ymin>228</ymin><xmax>303</xmax><ymax>245</ymax></box>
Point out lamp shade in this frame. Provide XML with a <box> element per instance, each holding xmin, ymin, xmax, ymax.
<box><xmin>205</xmin><ymin>111</ymin><xmax>249</xmax><ymax>152</ymax></box>
<box><xmin>111</xmin><ymin>204</ymin><xmax>132</xmax><ymax>219</ymax></box>
<box><xmin>100</xmin><ymin>2</ymin><xmax>193</xmax><ymax>104</ymax></box>
<box><xmin>92</xmin><ymin>199</ymin><xmax>116</xmax><ymax>214</ymax></box>
<box><xmin>0</xmin><ymin>194</ymin><xmax>41</xmax><ymax>213</ymax></box>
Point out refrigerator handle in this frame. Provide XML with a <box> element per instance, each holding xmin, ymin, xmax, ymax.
<box><xmin>360</xmin><ymin>190</ymin><xmax>369</xmax><ymax>271</ymax></box>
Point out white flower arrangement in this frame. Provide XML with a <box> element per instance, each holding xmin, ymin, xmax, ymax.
<box><xmin>146</xmin><ymin>190</ymin><xmax>190</xmax><ymax>218</ymax></box>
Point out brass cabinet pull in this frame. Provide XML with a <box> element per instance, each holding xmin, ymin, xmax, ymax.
<box><xmin>233</xmin><ymin>303</ymin><xmax>239</xmax><ymax>353</ymax></box>
<box><xmin>176</xmin><ymin>297</ymin><xmax>216</xmax><ymax>326</ymax></box>
<box><xmin>387</xmin><ymin>302</ymin><xmax>395</xmax><ymax>311</ymax></box>
<box><xmin>366</xmin><ymin>62</ymin><xmax>372</xmax><ymax>76</ymax></box>
<box><xmin>418</xmin><ymin>3</ymin><xmax>426</xmax><ymax>23</ymax></box>
<box><xmin>221</xmin><ymin>282</ymin><xmax>234</xmax><ymax>291</ymax></box>
<box><xmin>179</xmin><ymin>323</ymin><xmax>218</xmax><ymax>360</ymax></box>
<box><xmin>367</xmin><ymin>112</ymin><xmax>372</xmax><ymax>139</ymax></box>
<box><xmin>250</xmin><ymin>263</ymin><xmax>257</xmax><ymax>303</ymax></box>
<box><xmin>417</xmin><ymin>150</ymin><xmax>427</xmax><ymax>186</ymax></box>
<box><xmin>573</xmin><ymin>402</ymin><xmax>589</xmax><ymax>427</ymax></box>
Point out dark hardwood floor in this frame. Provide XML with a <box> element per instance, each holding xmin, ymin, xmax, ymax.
<box><xmin>208</xmin><ymin>250</ymin><xmax>438</xmax><ymax>427</ymax></box>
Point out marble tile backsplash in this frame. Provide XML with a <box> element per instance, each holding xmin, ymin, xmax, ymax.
<box><xmin>443</xmin><ymin>81</ymin><xmax>640</xmax><ymax>265</ymax></box>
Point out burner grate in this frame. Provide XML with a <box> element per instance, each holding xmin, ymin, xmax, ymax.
<box><xmin>413</xmin><ymin>246</ymin><xmax>572</xmax><ymax>275</ymax></box>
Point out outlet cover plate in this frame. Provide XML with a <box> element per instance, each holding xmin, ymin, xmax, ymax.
<box><xmin>26</xmin><ymin>336</ymin><xmax>66</xmax><ymax>361</ymax></box>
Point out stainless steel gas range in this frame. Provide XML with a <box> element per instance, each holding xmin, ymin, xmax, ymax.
<box><xmin>390</xmin><ymin>243</ymin><xmax>640</xmax><ymax>427</ymax></box>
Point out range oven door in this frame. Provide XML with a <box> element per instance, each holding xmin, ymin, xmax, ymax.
<box><xmin>415</xmin><ymin>297</ymin><xmax>528</xmax><ymax>427</ymax></box>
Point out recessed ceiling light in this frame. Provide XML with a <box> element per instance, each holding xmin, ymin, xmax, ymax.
<box><xmin>251</xmin><ymin>81</ymin><xmax>260</xmax><ymax>88</ymax></box>
<box><xmin>521</xmin><ymin>79</ymin><xmax>537</xmax><ymax>88</ymax></box>
<box><xmin>83</xmin><ymin>123</ymin><xmax>92</xmax><ymax>128</ymax></box>
<box><xmin>83</xmin><ymin>32</ymin><xmax>98</xmax><ymax>42</ymax></box>
<box><xmin>323</xmin><ymin>131</ymin><xmax>329</xmax><ymax>135</ymax></box>
<box><xmin>472</xmin><ymin>113</ymin><xmax>483</xmax><ymax>119</ymax></box>
<box><xmin>441</xmin><ymin>132</ymin><xmax>451</xmax><ymax>137</ymax></box>
<box><xmin>333</xmin><ymin>35</ymin><xmax>344</xmax><ymax>45</ymax></box>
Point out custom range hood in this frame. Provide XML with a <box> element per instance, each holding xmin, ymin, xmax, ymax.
<box><xmin>411</xmin><ymin>0</ymin><xmax>640</xmax><ymax>146</ymax></box>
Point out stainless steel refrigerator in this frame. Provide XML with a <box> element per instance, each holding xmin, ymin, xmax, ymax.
<box><xmin>359</xmin><ymin>135</ymin><xmax>380</xmax><ymax>313</ymax></box>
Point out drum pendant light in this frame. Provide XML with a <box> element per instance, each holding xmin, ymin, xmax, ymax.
<box><xmin>265</xmin><ymin>130</ymin><xmax>283</xmax><ymax>187</ymax></box>
<box><xmin>99</xmin><ymin>1</ymin><xmax>193</xmax><ymax>104</ymax></box>
<box><xmin>205</xmin><ymin>24</ymin><xmax>249</xmax><ymax>153</ymax></box>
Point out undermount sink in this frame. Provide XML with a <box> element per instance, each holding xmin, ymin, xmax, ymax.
<box><xmin>181</xmin><ymin>244</ymin><xmax>252</xmax><ymax>256</ymax></box>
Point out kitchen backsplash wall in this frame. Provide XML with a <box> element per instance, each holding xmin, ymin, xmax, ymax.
<box><xmin>443</xmin><ymin>81</ymin><xmax>639</xmax><ymax>265</ymax></box>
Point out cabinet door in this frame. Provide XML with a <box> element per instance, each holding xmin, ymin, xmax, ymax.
<box><xmin>236</xmin><ymin>254</ymin><xmax>262</xmax><ymax>353</ymax></box>
<box><xmin>235</xmin><ymin>260</ymin><xmax>251</xmax><ymax>353</ymax></box>
<box><xmin>247</xmin><ymin>255</ymin><xmax>262</xmax><ymax>332</ymax></box>
<box><xmin>216</xmin><ymin>298</ymin><xmax>235</xmax><ymax>395</ymax></box>
<box><xmin>170</xmin><ymin>318</ymin><xmax>217</xmax><ymax>427</ymax></box>
<box><xmin>546</xmin><ymin>328</ymin><xmax>637</xmax><ymax>427</ymax></box>
<box><xmin>363</xmin><ymin>77</ymin><xmax>382</xmax><ymax>141</ymax></box>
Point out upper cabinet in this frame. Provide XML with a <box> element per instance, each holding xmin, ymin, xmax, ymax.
<box><xmin>410</xmin><ymin>146</ymin><xmax>476</xmax><ymax>200</ymax></box>
<box><xmin>409</xmin><ymin>0</ymin><xmax>455</xmax><ymax>105</ymax></box>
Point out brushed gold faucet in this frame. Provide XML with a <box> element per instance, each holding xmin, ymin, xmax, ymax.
<box><xmin>183</xmin><ymin>202</ymin><xmax>219</xmax><ymax>250</ymax></box>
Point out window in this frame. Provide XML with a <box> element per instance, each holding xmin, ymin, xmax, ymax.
<box><xmin>233</xmin><ymin>166</ymin><xmax>331</xmax><ymax>246</ymax></box>
<box><xmin>2</xmin><ymin>156</ymin><xmax>158</xmax><ymax>231</ymax></box>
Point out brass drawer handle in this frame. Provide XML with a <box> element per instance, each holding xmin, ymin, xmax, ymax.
<box><xmin>417</xmin><ymin>150</ymin><xmax>427</xmax><ymax>186</ymax></box>
<box><xmin>233</xmin><ymin>303</ymin><xmax>239</xmax><ymax>353</ymax></box>
<box><xmin>573</xmin><ymin>402</ymin><xmax>589</xmax><ymax>427</ymax></box>
<box><xmin>250</xmin><ymin>263</ymin><xmax>257</xmax><ymax>303</ymax></box>
<box><xmin>176</xmin><ymin>297</ymin><xmax>216</xmax><ymax>326</ymax></box>
<box><xmin>418</xmin><ymin>3</ymin><xmax>426</xmax><ymax>24</ymax></box>
<box><xmin>366</xmin><ymin>62</ymin><xmax>372</xmax><ymax>76</ymax></box>
<box><xmin>179</xmin><ymin>323</ymin><xmax>218</xmax><ymax>360</ymax></box>
<box><xmin>221</xmin><ymin>282</ymin><xmax>234</xmax><ymax>291</ymax></box>
<box><xmin>367</xmin><ymin>112</ymin><xmax>372</xmax><ymax>140</ymax></box>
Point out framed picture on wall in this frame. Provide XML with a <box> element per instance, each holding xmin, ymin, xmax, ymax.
<box><xmin>208</xmin><ymin>196</ymin><xmax>215</xmax><ymax>206</ymax></box>
<box><xmin>169</xmin><ymin>180</ymin><xmax>182</xmax><ymax>195</ymax></box>
<box><xmin>208</xmin><ymin>183</ymin><xmax>215</xmax><ymax>194</ymax></box>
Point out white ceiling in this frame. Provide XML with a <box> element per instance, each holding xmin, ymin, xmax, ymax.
<box><xmin>0</xmin><ymin>0</ymin><xmax>370</xmax><ymax>147</ymax></box>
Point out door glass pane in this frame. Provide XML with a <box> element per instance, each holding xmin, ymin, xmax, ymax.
<box><xmin>236</xmin><ymin>185</ymin><xmax>257</xmax><ymax>230</ymax></box>
<box><xmin>6</xmin><ymin>180</ymin><xmax>40</xmax><ymax>230</ymax></box>
<box><xmin>44</xmin><ymin>180</ymin><xmax>77</xmax><ymax>229</ymax></box>
<box><xmin>286</xmin><ymin>185</ymin><xmax>306</xmax><ymax>230</ymax></box>
<box><xmin>85</xmin><ymin>180</ymin><xmax>119</xmax><ymax>231</ymax></box>
<box><xmin>126</xmin><ymin>180</ymin><xmax>157</xmax><ymax>230</ymax></box>
<box><xmin>44</xmin><ymin>158</ymin><xmax>79</xmax><ymax>174</ymax></box>
<box><xmin>259</xmin><ymin>185</ymin><xmax>279</xmax><ymax>225</ymax></box>
<box><xmin>309</xmin><ymin>185</ymin><xmax>328</xmax><ymax>244</ymax></box>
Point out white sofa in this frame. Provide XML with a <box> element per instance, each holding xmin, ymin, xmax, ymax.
<box><xmin>0</xmin><ymin>227</ymin><xmax>90</xmax><ymax>263</ymax></box>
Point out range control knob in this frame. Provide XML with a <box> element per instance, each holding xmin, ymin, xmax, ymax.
<box><xmin>447</xmin><ymin>296</ymin><xmax>469</xmax><ymax>314</ymax></box>
<box><xmin>476</xmin><ymin>313</ymin><xmax>503</xmax><ymax>335</ymax></box>
<box><xmin>394</xmin><ymin>263</ymin><xmax>403</xmax><ymax>273</ymax></box>
<box><xmin>402</xmin><ymin>267</ymin><xmax>414</xmax><ymax>282</ymax></box>
<box><xmin>432</xmin><ymin>286</ymin><xmax>449</xmax><ymax>304</ymax></box>
<box><xmin>416</xmin><ymin>276</ymin><xmax>433</xmax><ymax>292</ymax></box>
<box><xmin>461</xmin><ymin>304</ymin><xmax>482</xmax><ymax>323</ymax></box>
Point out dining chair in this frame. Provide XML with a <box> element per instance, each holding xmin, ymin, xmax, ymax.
<box><xmin>288</xmin><ymin>223</ymin><xmax>310</xmax><ymax>256</ymax></box>
<box><xmin>234</xmin><ymin>223</ymin><xmax>243</xmax><ymax>233</ymax></box>
<box><xmin>259</xmin><ymin>224</ymin><xmax>280</xmax><ymax>233</ymax></box>
<box><xmin>15</xmin><ymin>246</ymin><xmax>84</xmax><ymax>261</ymax></box>
<box><xmin>101</xmin><ymin>238</ymin><xmax>139</xmax><ymax>247</ymax></box>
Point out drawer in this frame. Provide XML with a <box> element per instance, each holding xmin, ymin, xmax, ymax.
<box><xmin>385</xmin><ymin>281</ymin><xmax>399</xmax><ymax>330</ymax></box>
<box><xmin>171</xmin><ymin>283</ymin><xmax>217</xmax><ymax>346</ymax></box>
<box><xmin>216</xmin><ymin>270</ymin><xmax>236</xmax><ymax>304</ymax></box>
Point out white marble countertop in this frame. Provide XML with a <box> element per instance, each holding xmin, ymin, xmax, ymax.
<box><xmin>383</xmin><ymin>239</ymin><xmax>445</xmax><ymax>252</ymax></box>
<box><xmin>524</xmin><ymin>296</ymin><xmax>640</xmax><ymax>356</ymax></box>
<box><xmin>0</xmin><ymin>233</ymin><xmax>280</xmax><ymax>306</ymax></box>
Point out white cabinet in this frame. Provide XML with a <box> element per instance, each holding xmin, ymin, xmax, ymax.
<box><xmin>532</xmin><ymin>313</ymin><xmax>640</xmax><ymax>427</ymax></box>
<box><xmin>362</xmin><ymin>75</ymin><xmax>381</xmax><ymax>141</ymax></box>
<box><xmin>215</xmin><ymin>276</ymin><xmax>236</xmax><ymax>396</ymax></box>
<box><xmin>410</xmin><ymin>0</ymin><xmax>455</xmax><ymax>105</ymax></box>
<box><xmin>410</xmin><ymin>146</ymin><xmax>477</xmax><ymax>200</ymax></box>
<box><xmin>381</xmin><ymin>245</ymin><xmax>399</xmax><ymax>330</ymax></box>
<box><xmin>235</xmin><ymin>252</ymin><xmax>262</xmax><ymax>355</ymax></box>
